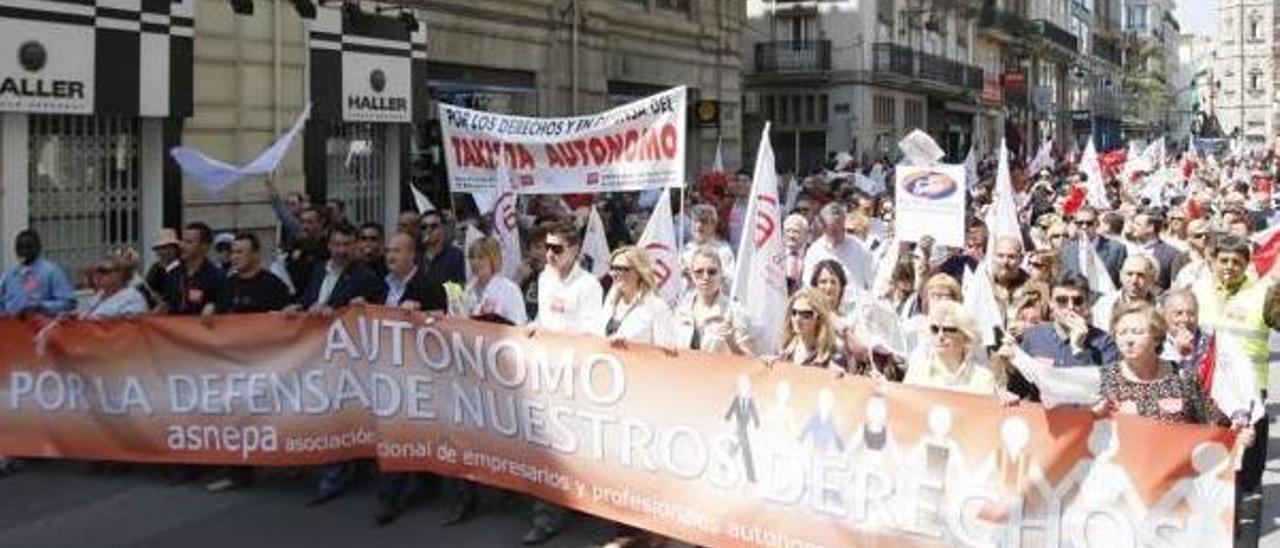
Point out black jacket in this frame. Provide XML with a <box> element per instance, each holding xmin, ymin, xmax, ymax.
<box><xmin>301</xmin><ymin>261</ymin><xmax>387</xmax><ymax>309</ymax></box>
<box><xmin>391</xmin><ymin>268</ymin><xmax>445</xmax><ymax>311</ymax></box>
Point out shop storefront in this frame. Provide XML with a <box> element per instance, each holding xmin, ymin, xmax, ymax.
<box><xmin>305</xmin><ymin>5</ymin><xmax>428</xmax><ymax>226</ymax></box>
<box><xmin>0</xmin><ymin>0</ymin><xmax>193</xmax><ymax>274</ymax></box>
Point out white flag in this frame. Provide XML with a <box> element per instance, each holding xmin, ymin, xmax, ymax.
<box><xmin>1027</xmin><ymin>139</ymin><xmax>1054</xmax><ymax>174</ymax></box>
<box><xmin>494</xmin><ymin>160</ymin><xmax>523</xmax><ymax>281</ymax></box>
<box><xmin>1080</xmin><ymin>137</ymin><xmax>1109</xmax><ymax>209</ymax></box>
<box><xmin>410</xmin><ymin>184</ymin><xmax>435</xmax><ymax>214</ymax></box>
<box><xmin>962</xmin><ymin>261</ymin><xmax>1002</xmax><ymax>347</ymax></box>
<box><xmin>985</xmin><ymin>139</ymin><xmax>1021</xmax><ymax>256</ymax></box>
<box><xmin>854</xmin><ymin>173</ymin><xmax>886</xmax><ymax>197</ymax></box>
<box><xmin>731</xmin><ymin>123</ymin><xmax>787</xmax><ymax>355</ymax></box>
<box><xmin>171</xmin><ymin>104</ymin><xmax>312</xmax><ymax>194</ymax></box>
<box><xmin>963</xmin><ymin>145</ymin><xmax>979</xmax><ymax>191</ymax></box>
<box><xmin>898</xmin><ymin>129</ymin><xmax>945</xmax><ymax>166</ymax></box>
<box><xmin>1079</xmin><ymin>238</ymin><xmax>1118</xmax><ymax>295</ymax></box>
<box><xmin>1210</xmin><ymin>332</ymin><xmax>1264</xmax><ymax>424</ymax></box>
<box><xmin>1008</xmin><ymin>346</ymin><xmax>1102</xmax><ymax>407</ymax></box>
<box><xmin>638</xmin><ymin>188</ymin><xmax>682</xmax><ymax>304</ymax></box>
<box><xmin>582</xmin><ymin>206</ymin><xmax>612</xmax><ymax>278</ymax></box>
<box><xmin>712</xmin><ymin>135</ymin><xmax>725</xmax><ymax>173</ymax></box>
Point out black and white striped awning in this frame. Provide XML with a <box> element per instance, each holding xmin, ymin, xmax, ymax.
<box><xmin>309</xmin><ymin>4</ymin><xmax>427</xmax><ymax>124</ymax></box>
<box><xmin>0</xmin><ymin>0</ymin><xmax>194</xmax><ymax>117</ymax></box>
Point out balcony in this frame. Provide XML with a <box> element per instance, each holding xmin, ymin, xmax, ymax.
<box><xmin>754</xmin><ymin>41</ymin><xmax>832</xmax><ymax>75</ymax></box>
<box><xmin>1093</xmin><ymin>35</ymin><xmax>1122</xmax><ymax>66</ymax></box>
<box><xmin>1034</xmin><ymin>19</ymin><xmax>1079</xmax><ymax>53</ymax></box>
<box><xmin>872</xmin><ymin>43</ymin><xmax>984</xmax><ymax>92</ymax></box>
<box><xmin>978</xmin><ymin>0</ymin><xmax>1034</xmax><ymax>40</ymax></box>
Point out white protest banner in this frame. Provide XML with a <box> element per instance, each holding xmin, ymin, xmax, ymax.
<box><xmin>893</xmin><ymin>164</ymin><xmax>966</xmax><ymax>247</ymax></box>
<box><xmin>440</xmin><ymin>87</ymin><xmax>686</xmax><ymax>195</ymax></box>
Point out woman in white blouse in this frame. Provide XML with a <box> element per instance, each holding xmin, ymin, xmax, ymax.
<box><xmin>672</xmin><ymin>248</ymin><xmax>751</xmax><ymax>355</ymax></box>
<box><xmin>464</xmin><ymin>237</ymin><xmax>527</xmax><ymax>325</ymax></box>
<box><xmin>80</xmin><ymin>253</ymin><xmax>148</xmax><ymax>319</ymax></box>
<box><xmin>597</xmin><ymin>246</ymin><xmax>671</xmax><ymax>346</ymax></box>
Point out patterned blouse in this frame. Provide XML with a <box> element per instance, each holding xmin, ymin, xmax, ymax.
<box><xmin>1099</xmin><ymin>361</ymin><xmax>1228</xmax><ymax>426</ymax></box>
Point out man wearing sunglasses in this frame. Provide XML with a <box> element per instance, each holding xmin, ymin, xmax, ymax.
<box><xmin>525</xmin><ymin>220</ymin><xmax>603</xmax><ymax>545</ymax></box>
<box><xmin>1010</xmin><ymin>272</ymin><xmax>1119</xmax><ymax>402</ymax></box>
<box><xmin>1057</xmin><ymin>205</ymin><xmax>1127</xmax><ymax>288</ymax></box>
<box><xmin>418</xmin><ymin>209</ymin><xmax>465</xmax><ymax>305</ymax></box>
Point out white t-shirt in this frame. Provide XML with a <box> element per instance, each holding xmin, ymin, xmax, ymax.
<box><xmin>79</xmin><ymin>288</ymin><xmax>149</xmax><ymax>319</ymax></box>
<box><xmin>534</xmin><ymin>264</ymin><xmax>603</xmax><ymax>333</ymax></box>
<box><xmin>466</xmin><ymin>276</ymin><xmax>528</xmax><ymax>325</ymax></box>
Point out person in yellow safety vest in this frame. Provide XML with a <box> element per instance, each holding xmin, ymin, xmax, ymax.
<box><xmin>1191</xmin><ymin>234</ymin><xmax>1279</xmax><ymax>503</ymax></box>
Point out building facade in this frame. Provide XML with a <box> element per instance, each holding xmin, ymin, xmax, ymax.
<box><xmin>0</xmin><ymin>0</ymin><xmax>741</xmax><ymax>277</ymax></box>
<box><xmin>1119</xmin><ymin>0</ymin><xmax>1179</xmax><ymax>139</ymax></box>
<box><xmin>741</xmin><ymin>0</ymin><xmax>988</xmax><ymax>173</ymax></box>
<box><xmin>1174</xmin><ymin>33</ymin><xmax>1215</xmax><ymax>140</ymax></box>
<box><xmin>1212</xmin><ymin>0</ymin><xmax>1278</xmax><ymax>149</ymax></box>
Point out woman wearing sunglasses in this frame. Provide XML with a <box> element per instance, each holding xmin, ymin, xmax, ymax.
<box><xmin>772</xmin><ymin>288</ymin><xmax>848</xmax><ymax>371</ymax></box>
<box><xmin>672</xmin><ymin>248</ymin><xmax>751</xmax><ymax>355</ymax></box>
<box><xmin>903</xmin><ymin>300</ymin><xmax>1002</xmax><ymax>395</ymax></box>
<box><xmin>596</xmin><ymin>246</ymin><xmax>671</xmax><ymax>347</ymax></box>
<box><xmin>80</xmin><ymin>252</ymin><xmax>149</xmax><ymax>320</ymax></box>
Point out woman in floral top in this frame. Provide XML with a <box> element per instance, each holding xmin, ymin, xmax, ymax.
<box><xmin>1099</xmin><ymin>302</ymin><xmax>1255</xmax><ymax>448</ymax></box>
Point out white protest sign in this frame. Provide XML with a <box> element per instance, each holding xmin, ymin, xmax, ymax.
<box><xmin>893</xmin><ymin>164</ymin><xmax>966</xmax><ymax>247</ymax></box>
<box><xmin>439</xmin><ymin>87</ymin><xmax>687</xmax><ymax>195</ymax></box>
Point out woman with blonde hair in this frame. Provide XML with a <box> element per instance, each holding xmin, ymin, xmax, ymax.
<box><xmin>595</xmin><ymin>246</ymin><xmax>671</xmax><ymax>346</ymax></box>
<box><xmin>904</xmin><ymin>300</ymin><xmax>1003</xmax><ymax>395</ymax></box>
<box><xmin>773</xmin><ymin>287</ymin><xmax>848</xmax><ymax>371</ymax></box>
<box><xmin>464</xmin><ymin>237</ymin><xmax>527</xmax><ymax>325</ymax></box>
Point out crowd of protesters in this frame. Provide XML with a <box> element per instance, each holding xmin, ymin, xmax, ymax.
<box><xmin>1</xmin><ymin>137</ymin><xmax>1278</xmax><ymax>546</ymax></box>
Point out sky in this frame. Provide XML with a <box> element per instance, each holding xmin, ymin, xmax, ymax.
<box><xmin>1174</xmin><ymin>1</ymin><xmax>1213</xmax><ymax>36</ymax></box>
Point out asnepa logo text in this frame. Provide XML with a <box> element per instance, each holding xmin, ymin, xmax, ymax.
<box><xmin>2</xmin><ymin>41</ymin><xmax>85</xmax><ymax>100</ymax></box>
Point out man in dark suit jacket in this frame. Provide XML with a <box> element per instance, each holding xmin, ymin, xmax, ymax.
<box><xmin>298</xmin><ymin>223</ymin><xmax>386</xmax><ymax>508</ymax></box>
<box><xmin>298</xmin><ymin>223</ymin><xmax>387</xmax><ymax>310</ymax></box>
<box><xmin>1057</xmin><ymin>206</ymin><xmax>1127</xmax><ymax>288</ymax></box>
<box><xmin>418</xmin><ymin>210</ymin><xmax>465</xmax><ymax>294</ymax></box>
<box><xmin>1129</xmin><ymin>209</ymin><xmax>1187</xmax><ymax>292</ymax></box>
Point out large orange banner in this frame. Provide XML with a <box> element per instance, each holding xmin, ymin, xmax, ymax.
<box><xmin>0</xmin><ymin>309</ymin><xmax>1236</xmax><ymax>547</ymax></box>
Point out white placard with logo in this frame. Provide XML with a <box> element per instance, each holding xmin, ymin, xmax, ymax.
<box><xmin>0</xmin><ymin>20</ymin><xmax>95</xmax><ymax>114</ymax></box>
<box><xmin>894</xmin><ymin>164</ymin><xmax>966</xmax><ymax>248</ymax></box>
<box><xmin>342</xmin><ymin>51</ymin><xmax>411</xmax><ymax>123</ymax></box>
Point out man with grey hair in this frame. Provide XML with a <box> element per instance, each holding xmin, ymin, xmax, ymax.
<box><xmin>802</xmin><ymin>202</ymin><xmax>874</xmax><ymax>297</ymax></box>
<box><xmin>1160</xmin><ymin>289</ymin><xmax>1212</xmax><ymax>371</ymax></box>
<box><xmin>783</xmin><ymin>213</ymin><xmax>810</xmax><ymax>294</ymax></box>
<box><xmin>1091</xmin><ymin>255</ymin><xmax>1158</xmax><ymax>330</ymax></box>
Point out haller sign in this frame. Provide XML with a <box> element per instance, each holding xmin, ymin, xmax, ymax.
<box><xmin>0</xmin><ymin>22</ymin><xmax>94</xmax><ymax>114</ymax></box>
<box><xmin>342</xmin><ymin>50</ymin><xmax>412</xmax><ymax>123</ymax></box>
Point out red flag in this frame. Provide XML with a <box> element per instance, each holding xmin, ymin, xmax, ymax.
<box><xmin>1252</xmin><ymin>224</ymin><xmax>1280</xmax><ymax>277</ymax></box>
<box><xmin>1063</xmin><ymin>184</ymin><xmax>1086</xmax><ymax>216</ymax></box>
<box><xmin>1099</xmin><ymin>149</ymin><xmax>1127</xmax><ymax>174</ymax></box>
<box><xmin>1197</xmin><ymin>333</ymin><xmax>1217</xmax><ymax>395</ymax></box>
<box><xmin>1185</xmin><ymin>197</ymin><xmax>1205</xmax><ymax>220</ymax></box>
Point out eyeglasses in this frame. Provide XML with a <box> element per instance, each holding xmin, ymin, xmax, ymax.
<box><xmin>545</xmin><ymin>242</ymin><xmax>567</xmax><ymax>255</ymax></box>
<box><xmin>691</xmin><ymin>267</ymin><xmax>719</xmax><ymax>277</ymax></box>
<box><xmin>609</xmin><ymin>264</ymin><xmax>633</xmax><ymax>274</ymax></box>
<box><xmin>789</xmin><ymin>308</ymin><xmax>816</xmax><ymax>320</ymax></box>
<box><xmin>1073</xmin><ymin>219</ymin><xmax>1096</xmax><ymax>227</ymax></box>
<box><xmin>928</xmin><ymin>324</ymin><xmax>961</xmax><ymax>336</ymax></box>
<box><xmin>1190</xmin><ymin>232</ymin><xmax>1209</xmax><ymax>239</ymax></box>
<box><xmin>1054</xmin><ymin>294</ymin><xmax>1088</xmax><ymax>307</ymax></box>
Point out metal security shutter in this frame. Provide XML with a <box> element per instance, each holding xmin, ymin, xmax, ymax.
<box><xmin>325</xmin><ymin>123</ymin><xmax>385</xmax><ymax>226</ymax></box>
<box><xmin>28</xmin><ymin>115</ymin><xmax>141</xmax><ymax>283</ymax></box>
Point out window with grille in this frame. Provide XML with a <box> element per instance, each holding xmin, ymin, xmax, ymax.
<box><xmin>904</xmin><ymin>99</ymin><xmax>924</xmax><ymax>130</ymax></box>
<box><xmin>873</xmin><ymin>95</ymin><xmax>896</xmax><ymax>126</ymax></box>
<box><xmin>325</xmin><ymin>123</ymin><xmax>386</xmax><ymax>226</ymax></box>
<box><xmin>28</xmin><ymin>115</ymin><xmax>140</xmax><ymax>284</ymax></box>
